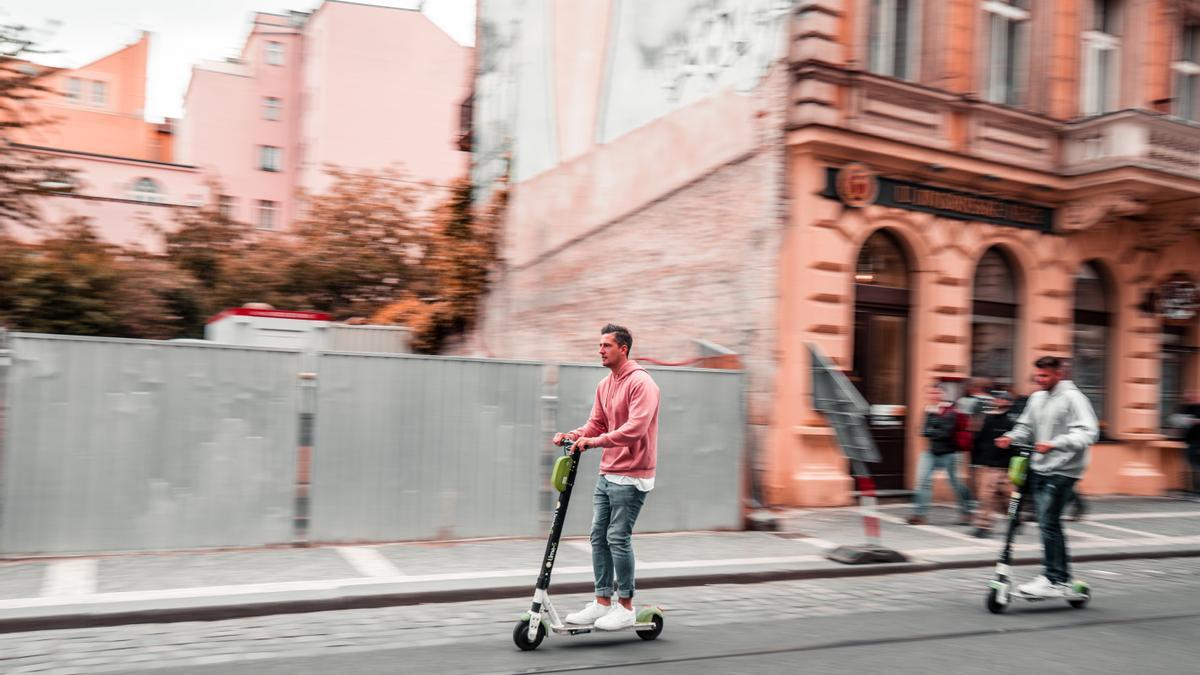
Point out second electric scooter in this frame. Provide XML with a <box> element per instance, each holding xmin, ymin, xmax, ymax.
<box><xmin>986</xmin><ymin>444</ymin><xmax>1091</xmax><ymax>613</ymax></box>
<box><xmin>513</xmin><ymin>439</ymin><xmax>664</xmax><ymax>650</ymax></box>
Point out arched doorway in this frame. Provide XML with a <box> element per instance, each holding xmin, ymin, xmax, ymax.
<box><xmin>971</xmin><ymin>248</ymin><xmax>1020</xmax><ymax>388</ymax></box>
<box><xmin>850</xmin><ymin>230</ymin><xmax>912</xmax><ymax>491</ymax></box>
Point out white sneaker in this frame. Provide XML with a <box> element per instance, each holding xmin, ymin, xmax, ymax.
<box><xmin>1018</xmin><ymin>575</ymin><xmax>1064</xmax><ymax>598</ymax></box>
<box><xmin>594</xmin><ymin>603</ymin><xmax>636</xmax><ymax>631</ymax></box>
<box><xmin>565</xmin><ymin>601</ymin><xmax>613</xmax><ymax>625</ymax></box>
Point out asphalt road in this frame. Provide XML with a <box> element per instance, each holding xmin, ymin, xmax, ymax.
<box><xmin>8</xmin><ymin>557</ymin><xmax>1198</xmax><ymax>674</ymax></box>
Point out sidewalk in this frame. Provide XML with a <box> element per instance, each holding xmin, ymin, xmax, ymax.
<box><xmin>1</xmin><ymin>496</ymin><xmax>1197</xmax><ymax>633</ymax></box>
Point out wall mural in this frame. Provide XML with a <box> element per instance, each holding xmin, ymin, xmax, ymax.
<box><xmin>472</xmin><ymin>0</ymin><xmax>557</xmax><ymax>199</ymax></box>
<box><xmin>598</xmin><ymin>0</ymin><xmax>790</xmax><ymax>143</ymax></box>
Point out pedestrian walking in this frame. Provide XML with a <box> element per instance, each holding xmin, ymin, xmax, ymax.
<box><xmin>907</xmin><ymin>383</ymin><xmax>974</xmax><ymax>526</ymax></box>
<box><xmin>970</xmin><ymin>391</ymin><xmax>1017</xmax><ymax>538</ymax></box>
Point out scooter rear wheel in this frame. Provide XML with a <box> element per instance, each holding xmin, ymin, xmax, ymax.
<box><xmin>637</xmin><ymin>614</ymin><xmax>665</xmax><ymax>641</ymax></box>
<box><xmin>513</xmin><ymin>619</ymin><xmax>546</xmax><ymax>651</ymax></box>
<box><xmin>986</xmin><ymin>588</ymin><xmax>1006</xmax><ymax>614</ymax></box>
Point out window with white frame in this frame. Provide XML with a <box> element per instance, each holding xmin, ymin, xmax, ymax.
<box><xmin>263</xmin><ymin>96</ymin><xmax>282</xmax><ymax>121</ymax></box>
<box><xmin>91</xmin><ymin>80</ymin><xmax>109</xmax><ymax>108</ymax></box>
<box><xmin>868</xmin><ymin>0</ymin><xmax>921</xmax><ymax>80</ymax></box>
<box><xmin>258</xmin><ymin>145</ymin><xmax>282</xmax><ymax>172</ymax></box>
<box><xmin>64</xmin><ymin>77</ymin><xmax>81</xmax><ymax>101</ymax></box>
<box><xmin>1173</xmin><ymin>24</ymin><xmax>1200</xmax><ymax>121</ymax></box>
<box><xmin>1081</xmin><ymin>0</ymin><xmax>1122</xmax><ymax>116</ymax></box>
<box><xmin>130</xmin><ymin>177</ymin><xmax>162</xmax><ymax>204</ymax></box>
<box><xmin>257</xmin><ymin>200</ymin><xmax>278</xmax><ymax>230</ymax></box>
<box><xmin>983</xmin><ymin>0</ymin><xmax>1031</xmax><ymax>106</ymax></box>
<box><xmin>265</xmin><ymin>41</ymin><xmax>285</xmax><ymax>66</ymax></box>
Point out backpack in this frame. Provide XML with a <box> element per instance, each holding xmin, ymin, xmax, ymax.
<box><xmin>953</xmin><ymin>407</ymin><xmax>973</xmax><ymax>453</ymax></box>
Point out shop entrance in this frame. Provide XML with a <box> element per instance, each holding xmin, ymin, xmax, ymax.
<box><xmin>850</xmin><ymin>230</ymin><xmax>911</xmax><ymax>492</ymax></box>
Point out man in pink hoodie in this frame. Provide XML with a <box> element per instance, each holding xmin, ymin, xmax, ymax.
<box><xmin>553</xmin><ymin>323</ymin><xmax>660</xmax><ymax>631</ymax></box>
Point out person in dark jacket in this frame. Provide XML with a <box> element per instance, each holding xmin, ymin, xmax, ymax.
<box><xmin>1175</xmin><ymin>390</ymin><xmax>1200</xmax><ymax>492</ymax></box>
<box><xmin>907</xmin><ymin>383</ymin><xmax>974</xmax><ymax>526</ymax></box>
<box><xmin>970</xmin><ymin>392</ymin><xmax>1017</xmax><ymax>537</ymax></box>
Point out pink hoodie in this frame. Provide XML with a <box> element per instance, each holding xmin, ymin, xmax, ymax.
<box><xmin>570</xmin><ymin>360</ymin><xmax>660</xmax><ymax>478</ymax></box>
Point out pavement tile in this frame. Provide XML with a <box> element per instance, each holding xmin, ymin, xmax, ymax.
<box><xmin>0</xmin><ymin>562</ymin><xmax>46</xmax><ymax>600</ymax></box>
<box><xmin>97</xmin><ymin>548</ymin><xmax>355</xmax><ymax>593</ymax></box>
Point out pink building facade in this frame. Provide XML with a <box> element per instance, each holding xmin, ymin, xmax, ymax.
<box><xmin>7</xmin><ymin>33</ymin><xmax>207</xmax><ymax>248</ymax></box>
<box><xmin>179</xmin><ymin>1</ymin><xmax>471</xmax><ymax>232</ymax></box>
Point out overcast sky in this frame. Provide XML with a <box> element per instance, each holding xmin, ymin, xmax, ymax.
<box><xmin>0</xmin><ymin>0</ymin><xmax>475</xmax><ymax>122</ymax></box>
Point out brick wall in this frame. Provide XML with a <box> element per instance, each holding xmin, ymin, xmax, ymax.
<box><xmin>469</xmin><ymin>65</ymin><xmax>791</xmax><ymax>502</ymax></box>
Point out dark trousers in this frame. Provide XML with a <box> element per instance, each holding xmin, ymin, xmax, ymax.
<box><xmin>1033</xmin><ymin>473</ymin><xmax>1078</xmax><ymax>584</ymax></box>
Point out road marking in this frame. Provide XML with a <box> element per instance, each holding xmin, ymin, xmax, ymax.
<box><xmin>874</xmin><ymin>512</ymin><xmax>982</xmax><ymax>543</ymax></box>
<box><xmin>41</xmin><ymin>559</ymin><xmax>97</xmax><ymax>598</ymax></box>
<box><xmin>1063</xmin><ymin>527</ymin><xmax>1115</xmax><ymax>542</ymax></box>
<box><xmin>336</xmin><ymin>547</ymin><xmax>406</xmax><ymax>578</ymax></box>
<box><xmin>1080</xmin><ymin>521</ymin><xmax>1171</xmax><ymax>539</ymax></box>
<box><xmin>1090</xmin><ymin>511</ymin><xmax>1200</xmax><ymax>521</ymax></box>
<box><xmin>567</xmin><ymin>541</ymin><xmax>592</xmax><ymax>553</ymax></box>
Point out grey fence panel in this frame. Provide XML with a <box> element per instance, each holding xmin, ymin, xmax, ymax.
<box><xmin>0</xmin><ymin>335</ymin><xmax>301</xmax><ymax>555</ymax></box>
<box><xmin>556</xmin><ymin>364</ymin><xmax>744</xmax><ymax>536</ymax></box>
<box><xmin>308</xmin><ymin>352</ymin><xmax>544</xmax><ymax>542</ymax></box>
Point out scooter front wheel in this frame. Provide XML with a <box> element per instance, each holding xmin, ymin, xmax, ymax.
<box><xmin>637</xmin><ymin>614</ymin><xmax>665</xmax><ymax>641</ymax></box>
<box><xmin>513</xmin><ymin>619</ymin><xmax>546</xmax><ymax>651</ymax></box>
<box><xmin>986</xmin><ymin>588</ymin><xmax>1006</xmax><ymax>614</ymax></box>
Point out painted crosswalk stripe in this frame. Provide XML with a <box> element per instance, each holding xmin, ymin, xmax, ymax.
<box><xmin>41</xmin><ymin>559</ymin><xmax>97</xmax><ymax>597</ymax></box>
<box><xmin>1080</xmin><ymin>521</ymin><xmax>1171</xmax><ymax>539</ymax></box>
<box><xmin>336</xmin><ymin>546</ymin><xmax>406</xmax><ymax>578</ymax></box>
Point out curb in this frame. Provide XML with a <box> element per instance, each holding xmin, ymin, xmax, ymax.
<box><xmin>2</xmin><ymin>548</ymin><xmax>1198</xmax><ymax>635</ymax></box>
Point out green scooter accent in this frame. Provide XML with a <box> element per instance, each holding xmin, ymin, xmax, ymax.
<box><xmin>551</xmin><ymin>455</ymin><xmax>572</xmax><ymax>492</ymax></box>
<box><xmin>635</xmin><ymin>607</ymin><xmax>662</xmax><ymax>623</ymax></box>
<box><xmin>1008</xmin><ymin>455</ymin><xmax>1029</xmax><ymax>486</ymax></box>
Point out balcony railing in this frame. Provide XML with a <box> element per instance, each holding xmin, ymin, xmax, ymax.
<box><xmin>1061</xmin><ymin>109</ymin><xmax>1200</xmax><ymax>178</ymax></box>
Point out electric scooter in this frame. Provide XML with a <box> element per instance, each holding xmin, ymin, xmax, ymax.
<box><xmin>986</xmin><ymin>444</ymin><xmax>1091</xmax><ymax>613</ymax></box>
<box><xmin>512</xmin><ymin>439</ymin><xmax>665</xmax><ymax>650</ymax></box>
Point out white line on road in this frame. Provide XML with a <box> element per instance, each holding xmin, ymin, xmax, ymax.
<box><xmin>41</xmin><ymin>559</ymin><xmax>97</xmax><ymax>598</ymax></box>
<box><xmin>874</xmin><ymin>512</ymin><xmax>982</xmax><ymax>543</ymax></box>
<box><xmin>1090</xmin><ymin>511</ymin><xmax>1200</xmax><ymax>521</ymax></box>
<box><xmin>567</xmin><ymin>541</ymin><xmax>592</xmax><ymax>554</ymax></box>
<box><xmin>1080</xmin><ymin>521</ymin><xmax>1171</xmax><ymax>539</ymax></box>
<box><xmin>336</xmin><ymin>547</ymin><xmax>406</xmax><ymax>578</ymax></box>
<box><xmin>1063</xmin><ymin>527</ymin><xmax>1116</xmax><ymax>542</ymax></box>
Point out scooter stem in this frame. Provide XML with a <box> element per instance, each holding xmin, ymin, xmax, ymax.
<box><xmin>537</xmin><ymin>440</ymin><xmax>581</xmax><ymax>591</ymax></box>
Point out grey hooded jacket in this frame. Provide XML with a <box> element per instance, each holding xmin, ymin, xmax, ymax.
<box><xmin>1003</xmin><ymin>380</ymin><xmax>1099</xmax><ymax>478</ymax></box>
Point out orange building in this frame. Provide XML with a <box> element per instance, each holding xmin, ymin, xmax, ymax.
<box><xmin>7</xmin><ymin>33</ymin><xmax>205</xmax><ymax>249</ymax></box>
<box><xmin>471</xmin><ymin>0</ymin><xmax>1200</xmax><ymax>505</ymax></box>
<box><xmin>14</xmin><ymin>32</ymin><xmax>173</xmax><ymax>162</ymax></box>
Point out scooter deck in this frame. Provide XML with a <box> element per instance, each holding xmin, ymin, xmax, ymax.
<box><xmin>551</xmin><ymin>621</ymin><xmax>657</xmax><ymax>635</ymax></box>
<box><xmin>1009</xmin><ymin>589</ymin><xmax>1089</xmax><ymax>602</ymax></box>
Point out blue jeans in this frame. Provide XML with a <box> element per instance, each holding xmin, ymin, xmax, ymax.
<box><xmin>1034</xmin><ymin>473</ymin><xmax>1077</xmax><ymax>584</ymax></box>
<box><xmin>912</xmin><ymin>452</ymin><xmax>973</xmax><ymax>518</ymax></box>
<box><xmin>590</xmin><ymin>476</ymin><xmax>647</xmax><ymax>599</ymax></box>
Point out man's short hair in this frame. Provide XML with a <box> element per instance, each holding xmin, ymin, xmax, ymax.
<box><xmin>601</xmin><ymin>324</ymin><xmax>633</xmax><ymax>354</ymax></box>
<box><xmin>1034</xmin><ymin>355</ymin><xmax>1065</xmax><ymax>370</ymax></box>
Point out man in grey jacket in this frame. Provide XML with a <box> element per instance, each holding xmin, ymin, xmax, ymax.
<box><xmin>996</xmin><ymin>356</ymin><xmax>1099</xmax><ymax>598</ymax></box>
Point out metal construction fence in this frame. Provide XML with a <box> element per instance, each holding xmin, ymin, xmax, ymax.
<box><xmin>0</xmin><ymin>333</ymin><xmax>745</xmax><ymax>555</ymax></box>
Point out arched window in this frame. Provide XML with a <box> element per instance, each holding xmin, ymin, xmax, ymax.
<box><xmin>130</xmin><ymin>177</ymin><xmax>161</xmax><ymax>204</ymax></box>
<box><xmin>855</xmin><ymin>230</ymin><xmax>910</xmax><ymax>289</ymax></box>
<box><xmin>971</xmin><ymin>248</ymin><xmax>1019</xmax><ymax>387</ymax></box>
<box><xmin>1073</xmin><ymin>262</ymin><xmax>1111</xmax><ymax>428</ymax></box>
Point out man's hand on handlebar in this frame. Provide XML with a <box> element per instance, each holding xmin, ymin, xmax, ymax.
<box><xmin>995</xmin><ymin>436</ymin><xmax>1012</xmax><ymax>449</ymax></box>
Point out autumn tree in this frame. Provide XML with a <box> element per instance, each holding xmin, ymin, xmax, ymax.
<box><xmin>0</xmin><ymin>23</ymin><xmax>75</xmax><ymax>234</ymax></box>
<box><xmin>0</xmin><ymin>217</ymin><xmax>192</xmax><ymax>337</ymax></box>
<box><xmin>372</xmin><ymin>177</ymin><xmax>504</xmax><ymax>352</ymax></box>
<box><xmin>284</xmin><ymin>167</ymin><xmax>432</xmax><ymax>319</ymax></box>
